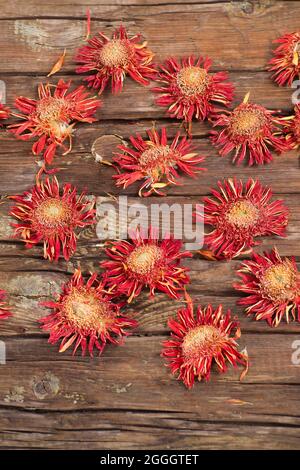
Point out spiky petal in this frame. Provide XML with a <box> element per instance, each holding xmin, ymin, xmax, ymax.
<box><xmin>196</xmin><ymin>178</ymin><xmax>289</xmax><ymax>260</ymax></box>
<box><xmin>0</xmin><ymin>290</ymin><xmax>12</xmax><ymax>320</ymax></box>
<box><xmin>279</xmin><ymin>104</ymin><xmax>300</xmax><ymax>150</ymax></box>
<box><xmin>162</xmin><ymin>295</ymin><xmax>247</xmax><ymax>388</ymax></box>
<box><xmin>210</xmin><ymin>96</ymin><xmax>288</xmax><ymax>165</ymax></box>
<box><xmin>9</xmin><ymin>79</ymin><xmax>101</xmax><ymax>164</ymax></box>
<box><xmin>113</xmin><ymin>127</ymin><xmax>206</xmax><ymax>197</ymax></box>
<box><xmin>152</xmin><ymin>56</ymin><xmax>234</xmax><ymax>123</ymax></box>
<box><xmin>101</xmin><ymin>227</ymin><xmax>192</xmax><ymax>303</ymax></box>
<box><xmin>10</xmin><ymin>176</ymin><xmax>95</xmax><ymax>262</ymax></box>
<box><xmin>0</xmin><ymin>103</ymin><xmax>10</xmax><ymax>123</ymax></box>
<box><xmin>75</xmin><ymin>25</ymin><xmax>156</xmax><ymax>94</ymax></box>
<box><xmin>40</xmin><ymin>269</ymin><xmax>137</xmax><ymax>356</ymax></box>
<box><xmin>234</xmin><ymin>248</ymin><xmax>300</xmax><ymax>327</ymax></box>
<box><xmin>268</xmin><ymin>32</ymin><xmax>300</xmax><ymax>87</ymax></box>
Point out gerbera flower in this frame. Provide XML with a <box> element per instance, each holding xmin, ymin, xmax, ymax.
<box><xmin>9</xmin><ymin>79</ymin><xmax>101</xmax><ymax>164</ymax></box>
<box><xmin>75</xmin><ymin>25</ymin><xmax>156</xmax><ymax>94</ymax></box>
<box><xmin>10</xmin><ymin>176</ymin><xmax>95</xmax><ymax>262</ymax></box>
<box><xmin>234</xmin><ymin>248</ymin><xmax>300</xmax><ymax>327</ymax></box>
<box><xmin>162</xmin><ymin>294</ymin><xmax>248</xmax><ymax>388</ymax></box>
<box><xmin>152</xmin><ymin>56</ymin><xmax>234</xmax><ymax>125</ymax></box>
<box><xmin>40</xmin><ymin>269</ymin><xmax>137</xmax><ymax>356</ymax></box>
<box><xmin>197</xmin><ymin>178</ymin><xmax>288</xmax><ymax>260</ymax></box>
<box><xmin>113</xmin><ymin>127</ymin><xmax>206</xmax><ymax>197</ymax></box>
<box><xmin>0</xmin><ymin>103</ymin><xmax>9</xmax><ymax>122</ymax></box>
<box><xmin>0</xmin><ymin>290</ymin><xmax>12</xmax><ymax>320</ymax></box>
<box><xmin>101</xmin><ymin>228</ymin><xmax>192</xmax><ymax>303</ymax></box>
<box><xmin>268</xmin><ymin>32</ymin><xmax>300</xmax><ymax>87</ymax></box>
<box><xmin>210</xmin><ymin>93</ymin><xmax>288</xmax><ymax>165</ymax></box>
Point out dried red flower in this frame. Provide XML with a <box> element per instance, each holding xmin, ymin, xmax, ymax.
<box><xmin>101</xmin><ymin>228</ymin><xmax>192</xmax><ymax>303</ymax></box>
<box><xmin>268</xmin><ymin>32</ymin><xmax>300</xmax><ymax>87</ymax></box>
<box><xmin>197</xmin><ymin>178</ymin><xmax>289</xmax><ymax>260</ymax></box>
<box><xmin>113</xmin><ymin>127</ymin><xmax>206</xmax><ymax>197</ymax></box>
<box><xmin>162</xmin><ymin>294</ymin><xmax>248</xmax><ymax>388</ymax></box>
<box><xmin>0</xmin><ymin>290</ymin><xmax>12</xmax><ymax>320</ymax></box>
<box><xmin>210</xmin><ymin>94</ymin><xmax>288</xmax><ymax>165</ymax></box>
<box><xmin>40</xmin><ymin>269</ymin><xmax>137</xmax><ymax>356</ymax></box>
<box><xmin>152</xmin><ymin>56</ymin><xmax>234</xmax><ymax>124</ymax></box>
<box><xmin>0</xmin><ymin>103</ymin><xmax>10</xmax><ymax>122</ymax></box>
<box><xmin>234</xmin><ymin>248</ymin><xmax>300</xmax><ymax>327</ymax></box>
<box><xmin>10</xmin><ymin>176</ymin><xmax>95</xmax><ymax>262</ymax></box>
<box><xmin>279</xmin><ymin>104</ymin><xmax>300</xmax><ymax>150</ymax></box>
<box><xmin>75</xmin><ymin>25</ymin><xmax>156</xmax><ymax>94</ymax></box>
<box><xmin>9</xmin><ymin>80</ymin><xmax>101</xmax><ymax>164</ymax></box>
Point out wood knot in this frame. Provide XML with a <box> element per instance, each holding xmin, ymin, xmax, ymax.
<box><xmin>32</xmin><ymin>371</ymin><xmax>60</xmax><ymax>400</ymax></box>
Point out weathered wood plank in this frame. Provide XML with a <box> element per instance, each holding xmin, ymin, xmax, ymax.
<box><xmin>0</xmin><ymin>335</ymin><xmax>299</xmax><ymax>421</ymax></box>
<box><xmin>0</xmin><ymin>0</ymin><xmax>230</xmax><ymax>20</ymax></box>
<box><xmin>1</xmin><ymin>193</ymin><xmax>300</xmax><ymax>253</ymax></box>
<box><xmin>0</xmin><ymin>0</ymin><xmax>300</xmax><ymax>451</ymax></box>
<box><xmin>0</xmin><ymin>129</ymin><xmax>299</xmax><ymax>195</ymax></box>
<box><xmin>0</xmin><ymin>2</ymin><xmax>299</xmax><ymax>72</ymax></box>
<box><xmin>1</xmin><ymin>72</ymin><xmax>294</xmax><ymax>118</ymax></box>
<box><xmin>0</xmin><ymin>407</ymin><xmax>300</xmax><ymax>449</ymax></box>
<box><xmin>0</xmin><ymin>257</ymin><xmax>300</xmax><ymax>336</ymax></box>
<box><xmin>1</xmin><ymin>285</ymin><xmax>300</xmax><ymax>337</ymax></box>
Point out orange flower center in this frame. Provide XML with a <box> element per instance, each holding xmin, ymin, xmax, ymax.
<box><xmin>99</xmin><ymin>39</ymin><xmax>131</xmax><ymax>68</ymax></box>
<box><xmin>127</xmin><ymin>244</ymin><xmax>163</xmax><ymax>275</ymax></box>
<box><xmin>225</xmin><ymin>200</ymin><xmax>260</xmax><ymax>228</ymax></box>
<box><xmin>63</xmin><ymin>287</ymin><xmax>111</xmax><ymax>331</ymax></box>
<box><xmin>260</xmin><ymin>261</ymin><xmax>299</xmax><ymax>303</ymax></box>
<box><xmin>34</xmin><ymin>198</ymin><xmax>72</xmax><ymax>228</ymax></box>
<box><xmin>36</xmin><ymin>97</ymin><xmax>72</xmax><ymax>139</ymax></box>
<box><xmin>182</xmin><ymin>324</ymin><xmax>222</xmax><ymax>359</ymax></box>
<box><xmin>139</xmin><ymin>144</ymin><xmax>177</xmax><ymax>178</ymax></box>
<box><xmin>176</xmin><ymin>66</ymin><xmax>209</xmax><ymax>97</ymax></box>
<box><xmin>230</xmin><ymin>106</ymin><xmax>267</xmax><ymax>137</ymax></box>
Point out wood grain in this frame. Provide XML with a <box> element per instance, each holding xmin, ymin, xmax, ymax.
<box><xmin>0</xmin><ymin>130</ymin><xmax>300</xmax><ymax>195</ymax></box>
<box><xmin>0</xmin><ymin>1</ymin><xmax>299</xmax><ymax>73</ymax></box>
<box><xmin>0</xmin><ymin>0</ymin><xmax>300</xmax><ymax>451</ymax></box>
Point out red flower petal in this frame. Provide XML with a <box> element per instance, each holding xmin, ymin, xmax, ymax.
<box><xmin>162</xmin><ymin>296</ymin><xmax>248</xmax><ymax>388</ymax></box>
<box><xmin>152</xmin><ymin>55</ymin><xmax>234</xmax><ymax>123</ymax></box>
<box><xmin>40</xmin><ymin>269</ymin><xmax>137</xmax><ymax>356</ymax></box>
<box><xmin>113</xmin><ymin>127</ymin><xmax>206</xmax><ymax>197</ymax></box>
<box><xmin>210</xmin><ymin>96</ymin><xmax>289</xmax><ymax>165</ymax></box>
<box><xmin>196</xmin><ymin>178</ymin><xmax>289</xmax><ymax>260</ymax></box>
<box><xmin>234</xmin><ymin>248</ymin><xmax>300</xmax><ymax>327</ymax></box>
<box><xmin>75</xmin><ymin>25</ymin><xmax>156</xmax><ymax>94</ymax></box>
<box><xmin>9</xmin><ymin>80</ymin><xmax>101</xmax><ymax>164</ymax></box>
<box><xmin>0</xmin><ymin>103</ymin><xmax>10</xmax><ymax>122</ymax></box>
<box><xmin>279</xmin><ymin>104</ymin><xmax>300</xmax><ymax>150</ymax></box>
<box><xmin>10</xmin><ymin>176</ymin><xmax>96</xmax><ymax>262</ymax></box>
<box><xmin>268</xmin><ymin>32</ymin><xmax>300</xmax><ymax>87</ymax></box>
<box><xmin>101</xmin><ymin>227</ymin><xmax>192</xmax><ymax>302</ymax></box>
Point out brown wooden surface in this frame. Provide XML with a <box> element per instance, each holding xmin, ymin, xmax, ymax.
<box><xmin>0</xmin><ymin>0</ymin><xmax>300</xmax><ymax>450</ymax></box>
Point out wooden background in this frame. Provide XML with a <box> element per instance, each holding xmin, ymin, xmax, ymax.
<box><xmin>0</xmin><ymin>0</ymin><xmax>300</xmax><ymax>450</ymax></box>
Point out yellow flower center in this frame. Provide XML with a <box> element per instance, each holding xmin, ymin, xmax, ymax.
<box><xmin>176</xmin><ymin>66</ymin><xmax>209</xmax><ymax>97</ymax></box>
<box><xmin>230</xmin><ymin>106</ymin><xmax>267</xmax><ymax>137</ymax></box>
<box><xmin>63</xmin><ymin>287</ymin><xmax>110</xmax><ymax>331</ymax></box>
<box><xmin>99</xmin><ymin>39</ymin><xmax>130</xmax><ymax>68</ymax></box>
<box><xmin>34</xmin><ymin>198</ymin><xmax>72</xmax><ymax>228</ymax></box>
<box><xmin>260</xmin><ymin>261</ymin><xmax>299</xmax><ymax>303</ymax></box>
<box><xmin>182</xmin><ymin>325</ymin><xmax>222</xmax><ymax>359</ymax></box>
<box><xmin>139</xmin><ymin>144</ymin><xmax>176</xmax><ymax>179</ymax></box>
<box><xmin>225</xmin><ymin>200</ymin><xmax>260</xmax><ymax>228</ymax></box>
<box><xmin>35</xmin><ymin>97</ymin><xmax>72</xmax><ymax>139</ymax></box>
<box><xmin>127</xmin><ymin>244</ymin><xmax>163</xmax><ymax>275</ymax></box>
